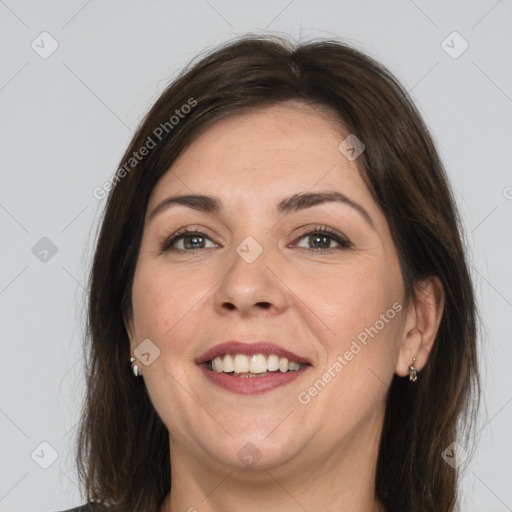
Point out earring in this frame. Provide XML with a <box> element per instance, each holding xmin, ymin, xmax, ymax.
<box><xmin>130</xmin><ymin>356</ymin><xmax>142</xmax><ymax>377</ymax></box>
<box><xmin>409</xmin><ymin>357</ymin><xmax>418</xmax><ymax>382</ymax></box>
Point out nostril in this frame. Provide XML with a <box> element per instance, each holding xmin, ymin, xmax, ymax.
<box><xmin>221</xmin><ymin>301</ymin><xmax>271</xmax><ymax>311</ymax></box>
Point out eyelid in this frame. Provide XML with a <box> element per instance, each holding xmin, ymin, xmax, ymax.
<box><xmin>158</xmin><ymin>225</ymin><xmax>220</xmax><ymax>253</ymax></box>
<box><xmin>159</xmin><ymin>223</ymin><xmax>352</xmax><ymax>255</ymax></box>
<box><xmin>291</xmin><ymin>224</ymin><xmax>351</xmax><ymax>250</ymax></box>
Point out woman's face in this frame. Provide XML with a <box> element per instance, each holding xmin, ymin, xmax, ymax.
<box><xmin>127</xmin><ymin>101</ymin><xmax>406</xmax><ymax>475</ymax></box>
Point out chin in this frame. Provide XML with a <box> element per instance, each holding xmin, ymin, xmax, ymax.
<box><xmin>202</xmin><ymin>425</ymin><xmax>305</xmax><ymax>472</ymax></box>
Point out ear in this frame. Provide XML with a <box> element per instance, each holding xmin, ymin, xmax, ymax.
<box><xmin>395</xmin><ymin>276</ymin><xmax>445</xmax><ymax>377</ymax></box>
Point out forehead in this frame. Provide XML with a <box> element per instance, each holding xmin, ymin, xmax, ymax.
<box><xmin>147</xmin><ymin>102</ymin><xmax>381</xmax><ymax>224</ymax></box>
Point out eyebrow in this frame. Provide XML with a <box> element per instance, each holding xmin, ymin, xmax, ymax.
<box><xmin>148</xmin><ymin>191</ymin><xmax>375</xmax><ymax>229</ymax></box>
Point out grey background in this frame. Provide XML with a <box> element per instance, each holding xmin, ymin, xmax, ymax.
<box><xmin>0</xmin><ymin>1</ymin><xmax>511</xmax><ymax>511</ymax></box>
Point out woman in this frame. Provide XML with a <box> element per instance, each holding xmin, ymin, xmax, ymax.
<box><xmin>64</xmin><ymin>34</ymin><xmax>479</xmax><ymax>512</ymax></box>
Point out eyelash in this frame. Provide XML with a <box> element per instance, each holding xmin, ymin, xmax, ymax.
<box><xmin>159</xmin><ymin>225</ymin><xmax>351</xmax><ymax>254</ymax></box>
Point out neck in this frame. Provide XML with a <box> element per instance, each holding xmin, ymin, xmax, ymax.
<box><xmin>161</xmin><ymin>415</ymin><xmax>385</xmax><ymax>512</ymax></box>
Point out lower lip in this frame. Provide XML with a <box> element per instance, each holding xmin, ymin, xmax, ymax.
<box><xmin>198</xmin><ymin>364</ymin><xmax>310</xmax><ymax>395</ymax></box>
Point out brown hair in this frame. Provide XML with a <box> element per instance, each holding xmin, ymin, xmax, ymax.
<box><xmin>76</xmin><ymin>34</ymin><xmax>480</xmax><ymax>512</ymax></box>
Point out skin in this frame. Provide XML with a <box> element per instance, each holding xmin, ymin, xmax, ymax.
<box><xmin>125</xmin><ymin>101</ymin><xmax>444</xmax><ymax>512</ymax></box>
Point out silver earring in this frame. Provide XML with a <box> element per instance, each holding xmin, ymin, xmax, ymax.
<box><xmin>409</xmin><ymin>357</ymin><xmax>418</xmax><ymax>382</ymax></box>
<box><xmin>130</xmin><ymin>357</ymin><xmax>142</xmax><ymax>377</ymax></box>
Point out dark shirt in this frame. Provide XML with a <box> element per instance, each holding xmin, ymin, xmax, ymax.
<box><xmin>58</xmin><ymin>505</ymin><xmax>101</xmax><ymax>512</ymax></box>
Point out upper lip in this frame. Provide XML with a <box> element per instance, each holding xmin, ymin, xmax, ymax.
<box><xmin>196</xmin><ymin>341</ymin><xmax>311</xmax><ymax>365</ymax></box>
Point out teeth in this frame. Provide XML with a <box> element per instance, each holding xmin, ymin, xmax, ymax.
<box><xmin>212</xmin><ymin>357</ymin><xmax>223</xmax><ymax>372</ymax></box>
<box><xmin>249</xmin><ymin>354</ymin><xmax>267</xmax><ymax>373</ymax></box>
<box><xmin>223</xmin><ymin>354</ymin><xmax>234</xmax><ymax>372</ymax></box>
<box><xmin>267</xmin><ymin>354</ymin><xmax>279</xmax><ymax>371</ymax></box>
<box><xmin>210</xmin><ymin>353</ymin><xmax>304</xmax><ymax>374</ymax></box>
<box><xmin>233</xmin><ymin>354</ymin><xmax>249</xmax><ymax>373</ymax></box>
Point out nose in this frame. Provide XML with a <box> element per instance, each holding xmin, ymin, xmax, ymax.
<box><xmin>213</xmin><ymin>244</ymin><xmax>289</xmax><ymax>318</ymax></box>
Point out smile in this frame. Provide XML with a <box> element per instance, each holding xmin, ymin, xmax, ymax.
<box><xmin>196</xmin><ymin>340</ymin><xmax>312</xmax><ymax>394</ymax></box>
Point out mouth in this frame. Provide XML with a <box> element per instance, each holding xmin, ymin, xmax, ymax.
<box><xmin>196</xmin><ymin>341</ymin><xmax>312</xmax><ymax>394</ymax></box>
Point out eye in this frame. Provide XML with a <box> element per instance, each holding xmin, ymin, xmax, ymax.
<box><xmin>159</xmin><ymin>225</ymin><xmax>351</xmax><ymax>254</ymax></box>
<box><xmin>160</xmin><ymin>229</ymin><xmax>218</xmax><ymax>252</ymax></box>
<box><xmin>293</xmin><ymin>225</ymin><xmax>351</xmax><ymax>252</ymax></box>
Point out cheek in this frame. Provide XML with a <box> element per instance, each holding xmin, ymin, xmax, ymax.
<box><xmin>296</xmin><ymin>264</ymin><xmax>402</xmax><ymax>431</ymax></box>
<box><xmin>292</xmin><ymin>261</ymin><xmax>404</xmax><ymax>393</ymax></box>
<box><xmin>296</xmin><ymin>262</ymin><xmax>398</xmax><ymax>338</ymax></box>
<box><xmin>131</xmin><ymin>264</ymin><xmax>190</xmax><ymax>341</ymax></box>
<box><xmin>130</xmin><ymin>260</ymin><xmax>222</xmax><ymax>366</ymax></box>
